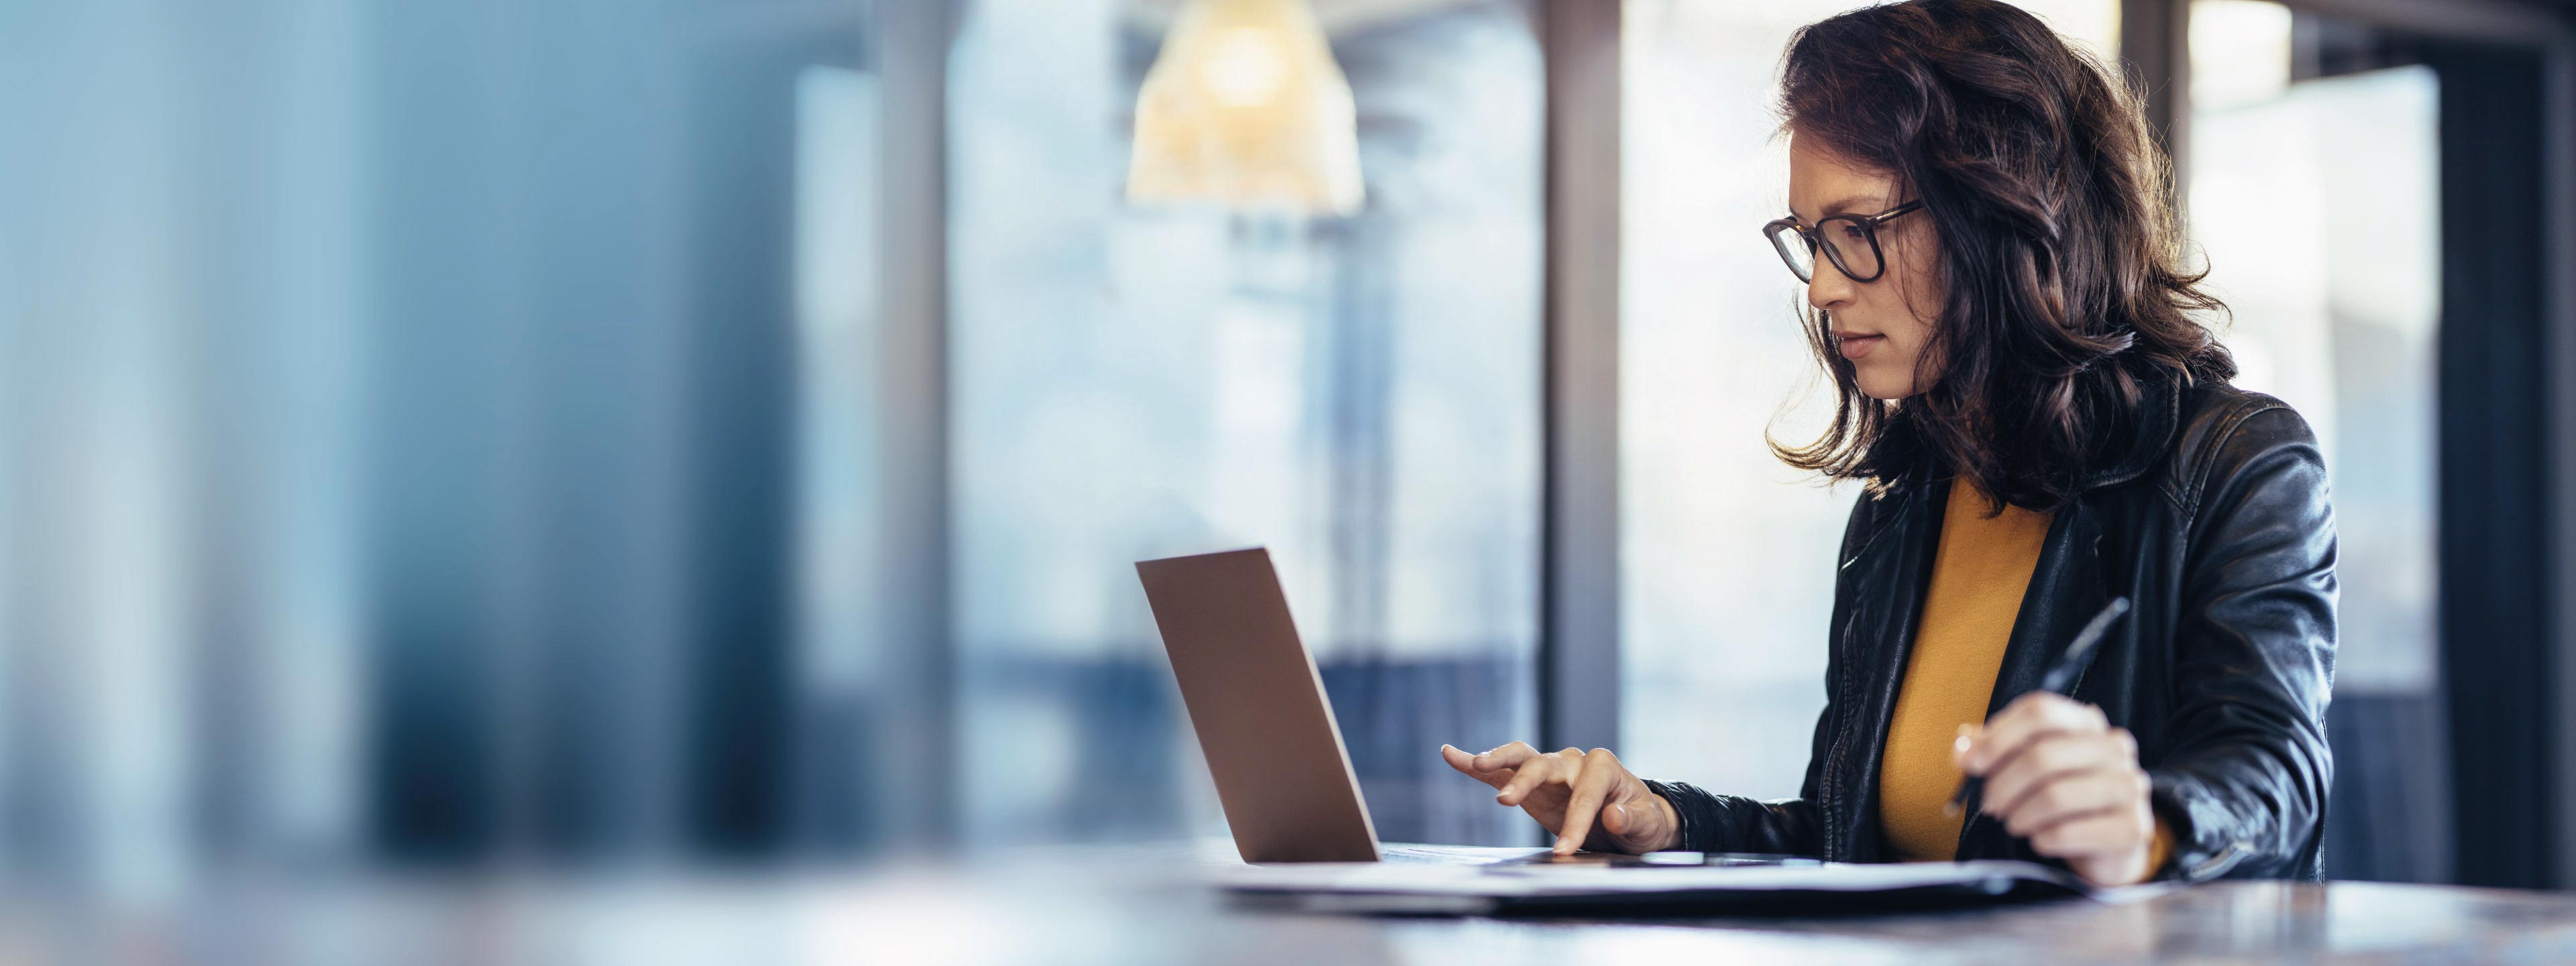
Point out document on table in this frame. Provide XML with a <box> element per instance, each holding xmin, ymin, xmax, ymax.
<box><xmin>1216</xmin><ymin>853</ymin><xmax>2179</xmax><ymax>914</ymax></box>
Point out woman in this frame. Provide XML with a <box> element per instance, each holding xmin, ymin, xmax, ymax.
<box><xmin>1440</xmin><ymin>0</ymin><xmax>2334</xmax><ymax>886</ymax></box>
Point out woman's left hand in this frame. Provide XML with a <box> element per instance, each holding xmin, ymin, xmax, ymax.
<box><xmin>1955</xmin><ymin>692</ymin><xmax>2158</xmax><ymax>887</ymax></box>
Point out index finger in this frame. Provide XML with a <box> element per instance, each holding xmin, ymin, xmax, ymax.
<box><xmin>1552</xmin><ymin>749</ymin><xmax>1619</xmax><ymax>855</ymax></box>
<box><xmin>1966</xmin><ymin>693</ymin><xmax>2106</xmax><ymax>775</ymax></box>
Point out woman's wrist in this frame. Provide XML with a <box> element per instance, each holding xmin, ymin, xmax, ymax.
<box><xmin>1638</xmin><ymin>780</ymin><xmax>1689</xmax><ymax>853</ymax></box>
<box><xmin>1650</xmin><ymin>790</ymin><xmax>1684</xmax><ymax>852</ymax></box>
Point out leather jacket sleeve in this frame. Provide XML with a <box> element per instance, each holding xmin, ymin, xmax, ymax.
<box><xmin>1644</xmin><ymin>724</ymin><xmax>1826</xmax><ymax>855</ymax></box>
<box><xmin>2146</xmin><ymin>403</ymin><xmax>2337</xmax><ymax>881</ymax></box>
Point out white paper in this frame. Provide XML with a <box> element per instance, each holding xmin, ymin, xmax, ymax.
<box><xmin>1218</xmin><ymin>854</ymin><xmax>2116</xmax><ymax>903</ymax></box>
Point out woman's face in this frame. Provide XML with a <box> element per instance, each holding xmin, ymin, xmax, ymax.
<box><xmin>1786</xmin><ymin>132</ymin><xmax>1943</xmax><ymax>400</ymax></box>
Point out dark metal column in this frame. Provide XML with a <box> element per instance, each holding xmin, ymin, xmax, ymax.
<box><xmin>875</xmin><ymin>0</ymin><xmax>957</xmax><ymax>849</ymax></box>
<box><xmin>1538</xmin><ymin>0</ymin><xmax>1620</xmax><ymax>756</ymax></box>
<box><xmin>2121</xmin><ymin>0</ymin><xmax>2192</xmax><ymax>197</ymax></box>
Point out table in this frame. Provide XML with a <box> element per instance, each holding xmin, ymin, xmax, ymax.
<box><xmin>11</xmin><ymin>853</ymin><xmax>2573</xmax><ymax>965</ymax></box>
<box><xmin>838</xmin><ymin>850</ymin><xmax>2576</xmax><ymax>966</ymax></box>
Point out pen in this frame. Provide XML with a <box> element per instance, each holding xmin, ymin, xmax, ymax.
<box><xmin>1946</xmin><ymin>596</ymin><xmax>2132</xmax><ymax>817</ymax></box>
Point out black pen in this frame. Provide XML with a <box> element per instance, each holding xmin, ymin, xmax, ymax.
<box><xmin>1946</xmin><ymin>596</ymin><xmax>2132</xmax><ymax>817</ymax></box>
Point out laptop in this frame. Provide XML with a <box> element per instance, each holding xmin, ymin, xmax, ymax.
<box><xmin>1134</xmin><ymin>547</ymin><xmax>2131</xmax><ymax>912</ymax></box>
<box><xmin>1134</xmin><ymin>546</ymin><xmax>1497</xmax><ymax>864</ymax></box>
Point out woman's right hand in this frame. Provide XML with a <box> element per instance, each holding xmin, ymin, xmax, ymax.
<box><xmin>1440</xmin><ymin>742</ymin><xmax>1682</xmax><ymax>855</ymax></box>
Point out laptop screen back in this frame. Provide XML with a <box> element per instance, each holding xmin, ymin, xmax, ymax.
<box><xmin>1136</xmin><ymin>547</ymin><xmax>1380</xmax><ymax>863</ymax></box>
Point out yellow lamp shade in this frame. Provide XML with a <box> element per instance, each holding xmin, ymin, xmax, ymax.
<box><xmin>1126</xmin><ymin>0</ymin><xmax>1365</xmax><ymax>216</ymax></box>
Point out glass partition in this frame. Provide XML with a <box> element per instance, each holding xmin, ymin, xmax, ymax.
<box><xmin>2189</xmin><ymin>0</ymin><xmax>2445</xmax><ymax>881</ymax></box>
<box><xmin>949</xmin><ymin>0</ymin><xmax>1545</xmax><ymax>847</ymax></box>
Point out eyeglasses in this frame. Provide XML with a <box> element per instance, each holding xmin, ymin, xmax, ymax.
<box><xmin>1762</xmin><ymin>200</ymin><xmax>1925</xmax><ymax>284</ymax></box>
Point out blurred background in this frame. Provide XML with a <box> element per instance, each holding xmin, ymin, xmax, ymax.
<box><xmin>0</xmin><ymin>0</ymin><xmax>2572</xmax><ymax>913</ymax></box>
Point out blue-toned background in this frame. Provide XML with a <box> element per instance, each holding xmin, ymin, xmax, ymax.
<box><xmin>0</xmin><ymin>0</ymin><xmax>2565</xmax><ymax>927</ymax></box>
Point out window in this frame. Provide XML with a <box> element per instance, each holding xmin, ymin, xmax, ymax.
<box><xmin>2188</xmin><ymin>0</ymin><xmax>2445</xmax><ymax>881</ymax></box>
<box><xmin>949</xmin><ymin>0</ymin><xmax>1544</xmax><ymax>847</ymax></box>
<box><xmin>794</xmin><ymin>63</ymin><xmax>884</xmax><ymax>849</ymax></box>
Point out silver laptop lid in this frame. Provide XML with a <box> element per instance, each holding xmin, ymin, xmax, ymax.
<box><xmin>1136</xmin><ymin>547</ymin><xmax>1379</xmax><ymax>863</ymax></box>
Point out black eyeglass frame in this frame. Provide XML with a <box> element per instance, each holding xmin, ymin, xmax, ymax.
<box><xmin>1762</xmin><ymin>199</ymin><xmax>1925</xmax><ymax>284</ymax></box>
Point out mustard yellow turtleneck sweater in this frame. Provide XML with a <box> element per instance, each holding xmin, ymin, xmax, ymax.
<box><xmin>1879</xmin><ymin>479</ymin><xmax>2169</xmax><ymax>874</ymax></box>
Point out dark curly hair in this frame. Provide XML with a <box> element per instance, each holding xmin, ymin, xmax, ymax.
<box><xmin>1768</xmin><ymin>0</ymin><xmax>2236</xmax><ymax>511</ymax></box>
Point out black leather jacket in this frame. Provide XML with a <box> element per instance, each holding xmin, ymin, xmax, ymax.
<box><xmin>1648</xmin><ymin>376</ymin><xmax>2337</xmax><ymax>882</ymax></box>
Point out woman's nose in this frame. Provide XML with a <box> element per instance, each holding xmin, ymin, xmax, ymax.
<box><xmin>1807</xmin><ymin>256</ymin><xmax>1857</xmax><ymax>313</ymax></box>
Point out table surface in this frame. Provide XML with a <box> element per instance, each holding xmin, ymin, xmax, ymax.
<box><xmin>832</xmin><ymin>847</ymin><xmax>2576</xmax><ymax>966</ymax></box>
<box><xmin>13</xmin><ymin>851</ymin><xmax>2576</xmax><ymax>965</ymax></box>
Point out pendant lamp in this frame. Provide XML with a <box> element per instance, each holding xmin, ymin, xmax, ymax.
<box><xmin>1126</xmin><ymin>0</ymin><xmax>1365</xmax><ymax>215</ymax></box>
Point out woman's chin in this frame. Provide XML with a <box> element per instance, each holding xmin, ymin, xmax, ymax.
<box><xmin>1854</xmin><ymin>372</ymin><xmax>1917</xmax><ymax>401</ymax></box>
